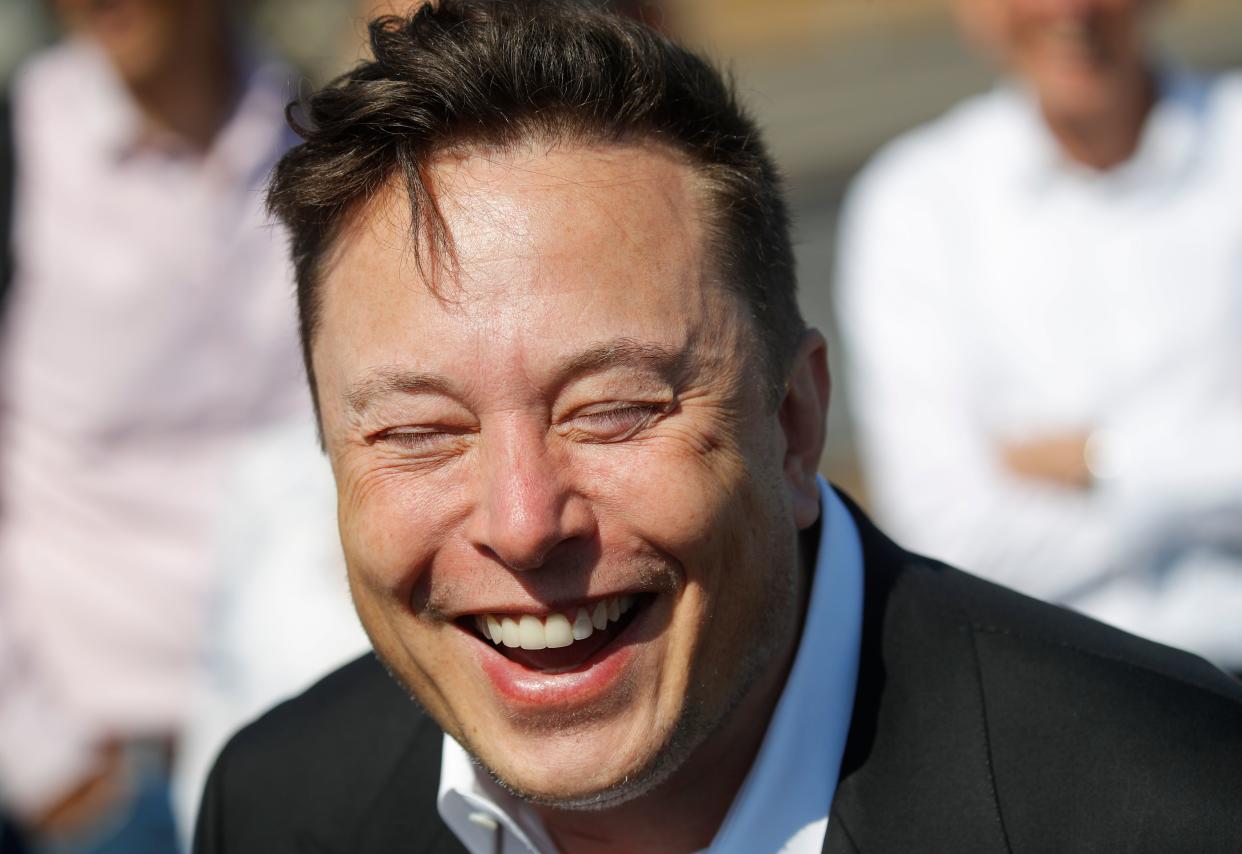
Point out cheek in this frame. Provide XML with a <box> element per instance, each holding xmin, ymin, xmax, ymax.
<box><xmin>577</xmin><ymin>394</ymin><xmax>787</xmax><ymax>547</ymax></box>
<box><xmin>577</xmin><ymin>432</ymin><xmax>748</xmax><ymax>555</ymax></box>
<box><xmin>336</xmin><ymin>463</ymin><xmax>472</xmax><ymax>726</ymax></box>
<box><xmin>580</xmin><ymin>428</ymin><xmax>783</xmax><ymax>613</ymax></box>
<box><xmin>336</xmin><ymin>456</ymin><xmax>469</xmax><ymax>603</ymax></box>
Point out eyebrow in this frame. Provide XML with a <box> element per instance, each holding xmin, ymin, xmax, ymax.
<box><xmin>553</xmin><ymin>337</ymin><xmax>684</xmax><ymax>379</ymax></box>
<box><xmin>345</xmin><ymin>367</ymin><xmax>455</xmax><ymax>414</ymax></box>
<box><xmin>345</xmin><ymin>337</ymin><xmax>686</xmax><ymax>415</ymax></box>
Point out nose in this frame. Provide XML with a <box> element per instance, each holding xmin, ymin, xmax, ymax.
<box><xmin>466</xmin><ymin>421</ymin><xmax>593</xmax><ymax>571</ymax></box>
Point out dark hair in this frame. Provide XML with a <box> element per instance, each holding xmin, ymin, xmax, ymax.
<box><xmin>267</xmin><ymin>0</ymin><xmax>802</xmax><ymax>412</ymax></box>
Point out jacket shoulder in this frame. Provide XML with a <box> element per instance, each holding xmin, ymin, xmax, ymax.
<box><xmin>835</xmin><ymin>497</ymin><xmax>1242</xmax><ymax>853</ymax></box>
<box><xmin>935</xmin><ymin>559</ymin><xmax>1241</xmax><ymax>696</ymax></box>
<box><xmin>924</xmin><ymin>562</ymin><xmax>1242</xmax><ymax>850</ymax></box>
<box><xmin>194</xmin><ymin>654</ymin><xmax>450</xmax><ymax>853</ymax></box>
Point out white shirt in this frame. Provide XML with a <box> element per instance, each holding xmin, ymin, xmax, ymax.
<box><xmin>0</xmin><ymin>41</ymin><xmax>307</xmax><ymax>814</ymax></box>
<box><xmin>836</xmin><ymin>70</ymin><xmax>1242</xmax><ymax>667</ymax></box>
<box><xmin>437</xmin><ymin>479</ymin><xmax>864</xmax><ymax>854</ymax></box>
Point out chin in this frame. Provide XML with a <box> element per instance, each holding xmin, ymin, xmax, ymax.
<box><xmin>473</xmin><ymin>713</ymin><xmax>699</xmax><ymax>812</ymax></box>
<box><xmin>1033</xmin><ymin>71</ymin><xmax>1109</xmax><ymax>115</ymax></box>
<box><xmin>1028</xmin><ymin>51</ymin><xmax>1136</xmax><ymax>117</ymax></box>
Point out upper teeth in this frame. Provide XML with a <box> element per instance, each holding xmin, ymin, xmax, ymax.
<box><xmin>473</xmin><ymin>595</ymin><xmax>635</xmax><ymax>651</ymax></box>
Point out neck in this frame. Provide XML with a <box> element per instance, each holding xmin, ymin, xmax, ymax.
<box><xmin>127</xmin><ymin>21</ymin><xmax>240</xmax><ymax>152</ymax></box>
<box><xmin>1041</xmin><ymin>68</ymin><xmax>1156</xmax><ymax>171</ymax></box>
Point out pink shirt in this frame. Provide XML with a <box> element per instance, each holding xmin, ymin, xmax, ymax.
<box><xmin>0</xmin><ymin>40</ymin><xmax>308</xmax><ymax>814</ymax></box>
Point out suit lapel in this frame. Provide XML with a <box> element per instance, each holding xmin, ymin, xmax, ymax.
<box><xmin>822</xmin><ymin>498</ymin><xmax>1012</xmax><ymax>854</ymax></box>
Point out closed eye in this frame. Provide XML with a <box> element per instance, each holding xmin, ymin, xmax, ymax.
<box><xmin>564</xmin><ymin>403</ymin><xmax>668</xmax><ymax>442</ymax></box>
<box><xmin>373</xmin><ymin>425</ymin><xmax>472</xmax><ymax>454</ymax></box>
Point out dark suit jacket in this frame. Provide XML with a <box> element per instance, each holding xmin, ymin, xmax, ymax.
<box><xmin>194</xmin><ymin>503</ymin><xmax>1242</xmax><ymax>854</ymax></box>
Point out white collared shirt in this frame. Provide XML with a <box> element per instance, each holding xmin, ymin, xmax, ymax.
<box><xmin>437</xmin><ymin>479</ymin><xmax>864</xmax><ymax>853</ymax></box>
<box><xmin>837</xmin><ymin>70</ymin><xmax>1242</xmax><ymax>668</ymax></box>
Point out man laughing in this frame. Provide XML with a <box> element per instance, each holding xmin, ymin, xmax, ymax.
<box><xmin>194</xmin><ymin>3</ymin><xmax>1242</xmax><ymax>853</ymax></box>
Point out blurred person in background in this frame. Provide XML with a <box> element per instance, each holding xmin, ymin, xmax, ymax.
<box><xmin>837</xmin><ymin>0</ymin><xmax>1242</xmax><ymax>673</ymax></box>
<box><xmin>0</xmin><ymin>62</ymin><xmax>21</xmax><ymax>854</ymax></box>
<box><xmin>0</xmin><ymin>0</ymin><xmax>306</xmax><ymax>851</ymax></box>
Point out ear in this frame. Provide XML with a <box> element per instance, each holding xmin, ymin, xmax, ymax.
<box><xmin>778</xmin><ymin>329</ymin><xmax>831</xmax><ymax>531</ymax></box>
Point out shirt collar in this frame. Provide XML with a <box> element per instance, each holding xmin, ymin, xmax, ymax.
<box><xmin>1008</xmin><ymin>65</ymin><xmax>1211</xmax><ymax>194</ymax></box>
<box><xmin>64</xmin><ymin>36</ymin><xmax>294</xmax><ymax>184</ymax></box>
<box><xmin>706</xmin><ymin>479</ymin><xmax>863</xmax><ymax>853</ymax></box>
<box><xmin>65</xmin><ymin>38</ymin><xmax>145</xmax><ymax>158</ymax></box>
<box><xmin>437</xmin><ymin>740</ymin><xmax>559</xmax><ymax>854</ymax></box>
<box><xmin>436</xmin><ymin>478</ymin><xmax>865</xmax><ymax>854</ymax></box>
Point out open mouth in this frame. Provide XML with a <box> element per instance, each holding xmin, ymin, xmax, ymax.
<box><xmin>461</xmin><ymin>594</ymin><xmax>648</xmax><ymax>672</ymax></box>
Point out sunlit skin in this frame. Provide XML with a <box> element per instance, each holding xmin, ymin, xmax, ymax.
<box><xmin>312</xmin><ymin>141</ymin><xmax>829</xmax><ymax>852</ymax></box>
<box><xmin>959</xmin><ymin>0</ymin><xmax>1156</xmax><ymax>168</ymax></box>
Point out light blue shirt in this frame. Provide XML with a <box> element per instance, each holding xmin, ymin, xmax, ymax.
<box><xmin>438</xmin><ymin>478</ymin><xmax>864</xmax><ymax>853</ymax></box>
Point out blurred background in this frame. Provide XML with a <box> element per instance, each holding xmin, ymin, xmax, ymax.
<box><xmin>4</xmin><ymin>0</ymin><xmax>1242</xmax><ymax>490</ymax></box>
<box><xmin>0</xmin><ymin>1</ymin><xmax>1239</xmax><ymax>852</ymax></box>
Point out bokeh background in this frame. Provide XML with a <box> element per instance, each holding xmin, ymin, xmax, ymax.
<box><xmin>1</xmin><ymin>2</ymin><xmax>1240</xmax><ymax>850</ymax></box>
<box><xmin>3</xmin><ymin>0</ymin><xmax>1237</xmax><ymax>493</ymax></box>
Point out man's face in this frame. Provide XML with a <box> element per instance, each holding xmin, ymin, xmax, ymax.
<box><xmin>961</xmin><ymin>0</ymin><xmax>1150</xmax><ymax>118</ymax></box>
<box><xmin>313</xmin><ymin>142</ymin><xmax>821</xmax><ymax>805</ymax></box>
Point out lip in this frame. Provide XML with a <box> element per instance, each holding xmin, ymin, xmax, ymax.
<box><xmin>467</xmin><ymin>595</ymin><xmax>654</xmax><ymax>711</ymax></box>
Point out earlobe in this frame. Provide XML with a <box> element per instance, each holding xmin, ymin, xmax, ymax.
<box><xmin>779</xmin><ymin>330</ymin><xmax>831</xmax><ymax>530</ymax></box>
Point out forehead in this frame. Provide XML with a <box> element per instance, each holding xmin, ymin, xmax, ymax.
<box><xmin>314</xmin><ymin>141</ymin><xmax>739</xmax><ymax>399</ymax></box>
